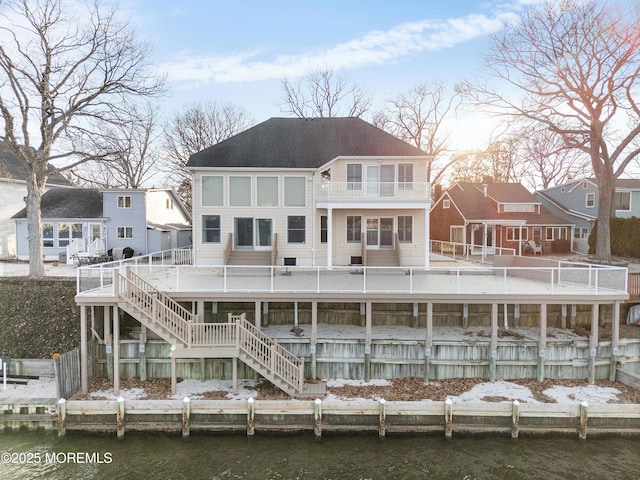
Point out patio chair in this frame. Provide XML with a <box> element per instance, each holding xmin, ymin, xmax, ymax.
<box><xmin>527</xmin><ymin>240</ymin><xmax>542</xmax><ymax>255</ymax></box>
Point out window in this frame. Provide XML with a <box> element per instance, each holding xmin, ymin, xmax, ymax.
<box><xmin>398</xmin><ymin>164</ymin><xmax>414</xmax><ymax>190</ymax></box>
<box><xmin>561</xmin><ymin>187</ymin><xmax>566</xmax><ymax>193</ymax></box>
<box><xmin>443</xmin><ymin>199</ymin><xmax>451</xmax><ymax>209</ymax></box>
<box><xmin>574</xmin><ymin>227</ymin><xmax>590</xmax><ymax>239</ymax></box>
<box><xmin>284</xmin><ymin>177</ymin><xmax>305</xmax><ymax>207</ymax></box>
<box><xmin>57</xmin><ymin>223</ymin><xmax>83</xmax><ymax>247</ymax></box>
<box><xmin>117</xmin><ymin>195</ymin><xmax>131</xmax><ymax>208</ymax></box>
<box><xmin>531</xmin><ymin>227</ymin><xmax>542</xmax><ymax>243</ymax></box>
<box><xmin>117</xmin><ymin>227</ymin><xmax>134</xmax><ymax>239</ymax></box>
<box><xmin>347</xmin><ymin>164</ymin><xmax>362</xmax><ymax>191</ymax></box>
<box><xmin>42</xmin><ymin>223</ymin><xmax>54</xmax><ymax>248</ymax></box>
<box><xmin>586</xmin><ymin>193</ymin><xmax>595</xmax><ymax>208</ymax></box>
<box><xmin>346</xmin><ymin>216</ymin><xmax>361</xmax><ymax>243</ymax></box>
<box><xmin>257</xmin><ymin>177</ymin><xmax>278</xmax><ymax>207</ymax></box>
<box><xmin>166</xmin><ymin>198</ymin><xmax>173</xmax><ymax>209</ymax></box>
<box><xmin>287</xmin><ymin>216</ymin><xmax>305</xmax><ymax>243</ymax></box>
<box><xmin>397</xmin><ymin>216</ymin><xmax>412</xmax><ymax>243</ymax></box>
<box><xmin>202</xmin><ymin>176</ymin><xmax>224</xmax><ymax>206</ymax></box>
<box><xmin>503</xmin><ymin>204</ymin><xmax>535</xmax><ymax>213</ymax></box>
<box><xmin>229</xmin><ymin>176</ymin><xmax>251</xmax><ymax>206</ymax></box>
<box><xmin>320</xmin><ymin>215</ymin><xmax>327</xmax><ymax>244</ymax></box>
<box><xmin>506</xmin><ymin>227</ymin><xmax>528</xmax><ymax>241</ymax></box>
<box><xmin>583</xmin><ymin>181</ymin><xmax>588</xmax><ymax>189</ymax></box>
<box><xmin>546</xmin><ymin>227</ymin><xmax>567</xmax><ymax>241</ymax></box>
<box><xmin>614</xmin><ymin>191</ymin><xmax>631</xmax><ymax>211</ymax></box>
<box><xmin>450</xmin><ymin>226</ymin><xmax>464</xmax><ymax>244</ymax></box>
<box><xmin>202</xmin><ymin>215</ymin><xmax>221</xmax><ymax>243</ymax></box>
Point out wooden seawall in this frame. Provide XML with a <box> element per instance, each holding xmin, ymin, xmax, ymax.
<box><xmin>4</xmin><ymin>396</ymin><xmax>640</xmax><ymax>440</ymax></box>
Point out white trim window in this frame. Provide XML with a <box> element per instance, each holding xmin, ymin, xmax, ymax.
<box><xmin>346</xmin><ymin>215</ymin><xmax>361</xmax><ymax>243</ymax></box>
<box><xmin>42</xmin><ymin>223</ymin><xmax>54</xmax><ymax>248</ymax></box>
<box><xmin>202</xmin><ymin>215</ymin><xmax>221</xmax><ymax>243</ymax></box>
<box><xmin>574</xmin><ymin>227</ymin><xmax>590</xmax><ymax>239</ymax></box>
<box><xmin>506</xmin><ymin>227</ymin><xmax>528</xmax><ymax>241</ymax></box>
<box><xmin>450</xmin><ymin>226</ymin><xmax>464</xmax><ymax>244</ymax></box>
<box><xmin>58</xmin><ymin>223</ymin><xmax>83</xmax><ymax>247</ymax></box>
<box><xmin>546</xmin><ymin>227</ymin><xmax>567</xmax><ymax>241</ymax></box>
<box><xmin>320</xmin><ymin>215</ymin><xmax>327</xmax><ymax>244</ymax></box>
<box><xmin>229</xmin><ymin>176</ymin><xmax>251</xmax><ymax>207</ymax></box>
<box><xmin>397</xmin><ymin>215</ymin><xmax>412</xmax><ymax>243</ymax></box>
<box><xmin>443</xmin><ymin>199</ymin><xmax>451</xmax><ymax>209</ymax></box>
<box><xmin>202</xmin><ymin>176</ymin><xmax>224</xmax><ymax>206</ymax></box>
<box><xmin>257</xmin><ymin>176</ymin><xmax>279</xmax><ymax>207</ymax></box>
<box><xmin>614</xmin><ymin>191</ymin><xmax>631</xmax><ymax>211</ymax></box>
<box><xmin>117</xmin><ymin>226</ymin><xmax>134</xmax><ymax>239</ymax></box>
<box><xmin>398</xmin><ymin>164</ymin><xmax>414</xmax><ymax>191</ymax></box>
<box><xmin>346</xmin><ymin>164</ymin><xmax>363</xmax><ymax>191</ymax></box>
<box><xmin>284</xmin><ymin>177</ymin><xmax>306</xmax><ymax>207</ymax></box>
<box><xmin>586</xmin><ymin>192</ymin><xmax>595</xmax><ymax>208</ymax></box>
<box><xmin>117</xmin><ymin>195</ymin><xmax>132</xmax><ymax>208</ymax></box>
<box><xmin>287</xmin><ymin>216</ymin><xmax>306</xmax><ymax>243</ymax></box>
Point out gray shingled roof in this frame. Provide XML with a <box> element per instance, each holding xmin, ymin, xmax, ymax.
<box><xmin>0</xmin><ymin>142</ymin><xmax>72</xmax><ymax>186</ymax></box>
<box><xmin>12</xmin><ymin>188</ymin><xmax>103</xmax><ymax>219</ymax></box>
<box><xmin>187</xmin><ymin>117</ymin><xmax>428</xmax><ymax>169</ymax></box>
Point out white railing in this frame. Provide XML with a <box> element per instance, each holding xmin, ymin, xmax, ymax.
<box><xmin>87</xmin><ymin>238</ymin><xmax>105</xmax><ymax>256</ymax></box>
<box><xmin>316</xmin><ymin>181</ymin><xmax>429</xmax><ymax>201</ymax></box>
<box><xmin>78</xmin><ymin>263</ymin><xmax>628</xmax><ymax>297</ymax></box>
<box><xmin>430</xmin><ymin>240</ymin><xmax>516</xmax><ymax>263</ymax></box>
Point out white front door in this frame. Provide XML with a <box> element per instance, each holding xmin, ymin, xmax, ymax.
<box><xmin>234</xmin><ymin>218</ymin><xmax>272</xmax><ymax>250</ymax></box>
<box><xmin>366</xmin><ymin>217</ymin><xmax>394</xmax><ymax>249</ymax></box>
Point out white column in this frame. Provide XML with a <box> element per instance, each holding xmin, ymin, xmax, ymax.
<box><xmin>327</xmin><ymin>207</ymin><xmax>333</xmax><ymax>269</ymax></box>
<box><xmin>424</xmin><ymin>208</ymin><xmax>430</xmax><ymax>269</ymax></box>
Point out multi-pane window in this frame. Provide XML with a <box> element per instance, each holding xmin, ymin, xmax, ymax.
<box><xmin>450</xmin><ymin>226</ymin><xmax>464</xmax><ymax>244</ymax></box>
<box><xmin>574</xmin><ymin>227</ymin><xmax>590</xmax><ymax>239</ymax></box>
<box><xmin>202</xmin><ymin>215</ymin><xmax>221</xmax><ymax>243</ymax></box>
<box><xmin>347</xmin><ymin>164</ymin><xmax>362</xmax><ymax>191</ymax></box>
<box><xmin>257</xmin><ymin>177</ymin><xmax>278</xmax><ymax>207</ymax></box>
<box><xmin>287</xmin><ymin>216</ymin><xmax>306</xmax><ymax>243</ymax></box>
<box><xmin>397</xmin><ymin>216</ymin><xmax>412</xmax><ymax>243</ymax></box>
<box><xmin>398</xmin><ymin>164</ymin><xmax>414</xmax><ymax>190</ymax></box>
<box><xmin>546</xmin><ymin>227</ymin><xmax>567</xmax><ymax>241</ymax></box>
<box><xmin>117</xmin><ymin>195</ymin><xmax>132</xmax><ymax>208</ymax></box>
<box><xmin>614</xmin><ymin>191</ymin><xmax>631</xmax><ymax>211</ymax></box>
<box><xmin>57</xmin><ymin>223</ymin><xmax>83</xmax><ymax>247</ymax></box>
<box><xmin>346</xmin><ymin>215</ymin><xmax>361</xmax><ymax>243</ymax></box>
<box><xmin>506</xmin><ymin>227</ymin><xmax>528</xmax><ymax>241</ymax></box>
<box><xmin>229</xmin><ymin>176</ymin><xmax>251</xmax><ymax>206</ymax></box>
<box><xmin>42</xmin><ymin>223</ymin><xmax>54</xmax><ymax>248</ymax></box>
<box><xmin>320</xmin><ymin>215</ymin><xmax>327</xmax><ymax>243</ymax></box>
<box><xmin>202</xmin><ymin>176</ymin><xmax>224</xmax><ymax>206</ymax></box>
<box><xmin>117</xmin><ymin>227</ymin><xmax>134</xmax><ymax>239</ymax></box>
<box><xmin>284</xmin><ymin>177</ymin><xmax>305</xmax><ymax>206</ymax></box>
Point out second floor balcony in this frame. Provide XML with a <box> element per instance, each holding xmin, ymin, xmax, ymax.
<box><xmin>315</xmin><ymin>181</ymin><xmax>430</xmax><ymax>204</ymax></box>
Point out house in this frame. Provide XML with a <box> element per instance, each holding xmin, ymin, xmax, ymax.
<box><xmin>430</xmin><ymin>180</ymin><xmax>573</xmax><ymax>256</ymax></box>
<box><xmin>535</xmin><ymin>178</ymin><xmax>640</xmax><ymax>253</ymax></box>
<box><xmin>73</xmin><ymin>118</ymin><xmax>629</xmax><ymax>399</ymax></box>
<box><xmin>186</xmin><ymin>117</ymin><xmax>432</xmax><ymax>267</ymax></box>
<box><xmin>0</xmin><ymin>142</ymin><xmax>72</xmax><ymax>259</ymax></box>
<box><xmin>12</xmin><ymin>187</ymin><xmax>191</xmax><ymax>261</ymax></box>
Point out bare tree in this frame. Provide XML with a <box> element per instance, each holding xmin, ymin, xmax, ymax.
<box><xmin>161</xmin><ymin>101</ymin><xmax>254</xmax><ymax>210</ymax></box>
<box><xmin>0</xmin><ymin>0</ymin><xmax>164</xmax><ymax>276</ymax></box>
<box><xmin>69</xmin><ymin>102</ymin><xmax>161</xmax><ymax>188</ymax></box>
<box><xmin>460</xmin><ymin>0</ymin><xmax>640</xmax><ymax>262</ymax></box>
<box><xmin>373</xmin><ymin>82</ymin><xmax>461</xmax><ymax>185</ymax></box>
<box><xmin>280</xmin><ymin>67</ymin><xmax>370</xmax><ymax>118</ymax></box>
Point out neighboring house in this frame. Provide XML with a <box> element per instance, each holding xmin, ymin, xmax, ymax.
<box><xmin>431</xmin><ymin>180</ymin><xmax>573</xmax><ymax>255</ymax></box>
<box><xmin>0</xmin><ymin>142</ymin><xmax>72</xmax><ymax>259</ymax></box>
<box><xmin>186</xmin><ymin>117</ymin><xmax>432</xmax><ymax>267</ymax></box>
<box><xmin>535</xmin><ymin>178</ymin><xmax>640</xmax><ymax>253</ymax></box>
<box><xmin>12</xmin><ymin>187</ymin><xmax>191</xmax><ymax>261</ymax></box>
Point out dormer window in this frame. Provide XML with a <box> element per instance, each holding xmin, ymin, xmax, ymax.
<box><xmin>117</xmin><ymin>195</ymin><xmax>131</xmax><ymax>208</ymax></box>
<box><xmin>443</xmin><ymin>199</ymin><xmax>451</xmax><ymax>209</ymax></box>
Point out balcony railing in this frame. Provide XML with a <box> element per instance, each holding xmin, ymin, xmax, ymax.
<box><xmin>316</xmin><ymin>181</ymin><xmax>429</xmax><ymax>201</ymax></box>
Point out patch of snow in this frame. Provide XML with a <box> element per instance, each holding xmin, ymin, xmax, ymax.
<box><xmin>453</xmin><ymin>381</ymin><xmax>537</xmax><ymax>404</ymax></box>
<box><xmin>0</xmin><ymin>377</ymin><xmax>57</xmax><ymax>399</ymax></box>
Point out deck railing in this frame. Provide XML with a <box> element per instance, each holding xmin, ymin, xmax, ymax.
<box><xmin>629</xmin><ymin>272</ymin><xmax>640</xmax><ymax>301</ymax></box>
<box><xmin>430</xmin><ymin>240</ymin><xmax>516</xmax><ymax>263</ymax></box>
<box><xmin>80</xmin><ymin>263</ymin><xmax>629</xmax><ymax>298</ymax></box>
<box><xmin>316</xmin><ymin>181</ymin><xmax>429</xmax><ymax>201</ymax></box>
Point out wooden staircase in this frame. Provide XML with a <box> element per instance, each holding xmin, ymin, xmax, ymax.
<box><xmin>365</xmin><ymin>249</ymin><xmax>399</xmax><ymax>266</ymax></box>
<box><xmin>117</xmin><ymin>268</ymin><xmax>323</xmax><ymax>397</ymax></box>
<box><xmin>226</xmin><ymin>250</ymin><xmax>272</xmax><ymax>265</ymax></box>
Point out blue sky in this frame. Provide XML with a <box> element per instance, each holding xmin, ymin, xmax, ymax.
<box><xmin>123</xmin><ymin>0</ymin><xmax>542</xmax><ymax>149</ymax></box>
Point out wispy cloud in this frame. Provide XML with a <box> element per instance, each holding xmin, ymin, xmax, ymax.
<box><xmin>158</xmin><ymin>10</ymin><xmax>520</xmax><ymax>84</ymax></box>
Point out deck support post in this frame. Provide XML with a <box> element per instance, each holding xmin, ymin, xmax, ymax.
<box><xmin>113</xmin><ymin>308</ymin><xmax>120</xmax><ymax>396</ymax></box>
<box><xmin>561</xmin><ymin>304</ymin><xmax>567</xmax><ymax>330</ymax></box>
<box><xmin>424</xmin><ymin>303</ymin><xmax>433</xmax><ymax>383</ymax></box>
<box><xmin>232</xmin><ymin>357</ymin><xmax>238</xmax><ymax>394</ymax></box>
<box><xmin>514</xmin><ymin>304</ymin><xmax>520</xmax><ymax>328</ymax></box>
<box><xmin>182</xmin><ymin>397</ymin><xmax>191</xmax><ymax>437</ymax></box>
<box><xmin>80</xmin><ymin>305</ymin><xmax>88</xmax><ymax>394</ymax></box>
<box><xmin>610</xmin><ymin>301</ymin><xmax>620</xmax><ymax>381</ymax></box>
<box><xmin>197</xmin><ymin>301</ymin><xmax>204</xmax><ymax>322</ymax></box>
<box><xmin>570</xmin><ymin>304</ymin><xmax>577</xmax><ymax>329</ymax></box>
<box><xmin>538</xmin><ymin>303</ymin><xmax>547</xmax><ymax>382</ymax></box>
<box><xmin>139</xmin><ymin>325</ymin><xmax>147</xmax><ymax>381</ymax></box>
<box><xmin>589</xmin><ymin>304</ymin><xmax>599</xmax><ymax>384</ymax></box>
<box><xmin>444</xmin><ymin>399</ymin><xmax>453</xmax><ymax>438</ymax></box>
<box><xmin>462</xmin><ymin>303</ymin><xmax>469</xmax><ymax>330</ymax></box>
<box><xmin>489</xmin><ymin>303</ymin><xmax>498</xmax><ymax>382</ymax></box>
<box><xmin>171</xmin><ymin>355</ymin><xmax>177</xmax><ymax>395</ymax></box>
<box><xmin>412</xmin><ymin>302</ymin><xmax>419</xmax><ymax>328</ymax></box>
<box><xmin>262</xmin><ymin>301</ymin><xmax>269</xmax><ymax>327</ymax></box>
<box><xmin>326</xmin><ymin>207</ymin><xmax>333</xmax><ymax>269</ymax></box>
<box><xmin>511</xmin><ymin>400</ymin><xmax>519</xmax><ymax>439</ymax></box>
<box><xmin>254</xmin><ymin>301</ymin><xmax>261</xmax><ymax>329</ymax></box>
<box><xmin>311</xmin><ymin>301</ymin><xmax>318</xmax><ymax>379</ymax></box>
<box><xmin>105</xmin><ymin>306</ymin><xmax>113</xmax><ymax>381</ymax></box>
<box><xmin>364</xmin><ymin>302</ymin><xmax>372</xmax><ymax>382</ymax></box>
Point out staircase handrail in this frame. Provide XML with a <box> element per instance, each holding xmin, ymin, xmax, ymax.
<box><xmin>235</xmin><ymin>315</ymin><xmax>303</xmax><ymax>392</ymax></box>
<box><xmin>119</xmin><ymin>268</ymin><xmax>193</xmax><ymax>345</ymax></box>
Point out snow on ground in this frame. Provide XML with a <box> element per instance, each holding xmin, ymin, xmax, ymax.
<box><xmin>0</xmin><ymin>377</ymin><xmax>623</xmax><ymax>404</ymax></box>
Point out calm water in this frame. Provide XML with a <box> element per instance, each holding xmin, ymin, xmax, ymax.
<box><xmin>0</xmin><ymin>430</ymin><xmax>639</xmax><ymax>480</ymax></box>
